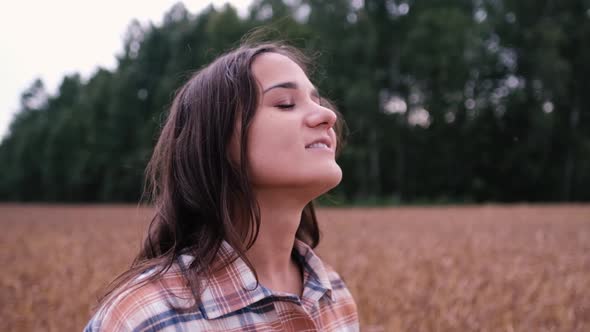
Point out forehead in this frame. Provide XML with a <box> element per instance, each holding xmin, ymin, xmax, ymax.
<box><xmin>251</xmin><ymin>52</ymin><xmax>312</xmax><ymax>90</ymax></box>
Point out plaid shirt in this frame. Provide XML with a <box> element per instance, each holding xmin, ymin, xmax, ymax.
<box><xmin>84</xmin><ymin>239</ymin><xmax>359</xmax><ymax>331</ymax></box>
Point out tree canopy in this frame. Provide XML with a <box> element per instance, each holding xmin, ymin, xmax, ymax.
<box><xmin>1</xmin><ymin>0</ymin><xmax>589</xmax><ymax>203</ymax></box>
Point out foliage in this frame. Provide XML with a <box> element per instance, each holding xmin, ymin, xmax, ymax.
<box><xmin>1</xmin><ymin>0</ymin><xmax>589</xmax><ymax>203</ymax></box>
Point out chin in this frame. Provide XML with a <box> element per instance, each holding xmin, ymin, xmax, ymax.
<box><xmin>311</xmin><ymin>167</ymin><xmax>343</xmax><ymax>197</ymax></box>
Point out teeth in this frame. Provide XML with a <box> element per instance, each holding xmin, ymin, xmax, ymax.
<box><xmin>307</xmin><ymin>142</ymin><xmax>328</xmax><ymax>149</ymax></box>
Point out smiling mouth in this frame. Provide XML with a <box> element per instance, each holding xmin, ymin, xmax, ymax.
<box><xmin>306</xmin><ymin>142</ymin><xmax>330</xmax><ymax>149</ymax></box>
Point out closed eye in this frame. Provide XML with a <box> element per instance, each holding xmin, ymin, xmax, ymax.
<box><xmin>276</xmin><ymin>104</ymin><xmax>295</xmax><ymax>109</ymax></box>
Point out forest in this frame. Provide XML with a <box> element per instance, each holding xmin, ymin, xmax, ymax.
<box><xmin>1</xmin><ymin>0</ymin><xmax>589</xmax><ymax>203</ymax></box>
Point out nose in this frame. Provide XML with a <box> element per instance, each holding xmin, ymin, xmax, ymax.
<box><xmin>306</xmin><ymin>103</ymin><xmax>337</xmax><ymax>129</ymax></box>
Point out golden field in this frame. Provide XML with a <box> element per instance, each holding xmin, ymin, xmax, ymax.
<box><xmin>1</xmin><ymin>204</ymin><xmax>589</xmax><ymax>331</ymax></box>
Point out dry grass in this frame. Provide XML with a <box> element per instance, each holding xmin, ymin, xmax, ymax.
<box><xmin>1</xmin><ymin>204</ymin><xmax>589</xmax><ymax>331</ymax></box>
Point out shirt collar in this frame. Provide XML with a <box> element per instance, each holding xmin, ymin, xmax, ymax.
<box><xmin>178</xmin><ymin>238</ymin><xmax>334</xmax><ymax>320</ymax></box>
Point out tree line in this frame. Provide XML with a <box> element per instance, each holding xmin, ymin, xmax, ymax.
<box><xmin>1</xmin><ymin>0</ymin><xmax>589</xmax><ymax>203</ymax></box>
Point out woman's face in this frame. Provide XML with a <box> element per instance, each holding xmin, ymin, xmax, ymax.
<box><xmin>232</xmin><ymin>52</ymin><xmax>342</xmax><ymax>198</ymax></box>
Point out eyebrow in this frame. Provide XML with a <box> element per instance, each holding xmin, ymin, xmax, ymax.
<box><xmin>262</xmin><ymin>81</ymin><xmax>320</xmax><ymax>99</ymax></box>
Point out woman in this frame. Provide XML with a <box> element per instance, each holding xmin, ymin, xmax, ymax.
<box><xmin>85</xmin><ymin>41</ymin><xmax>359</xmax><ymax>331</ymax></box>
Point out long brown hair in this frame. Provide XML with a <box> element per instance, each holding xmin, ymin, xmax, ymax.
<box><xmin>97</xmin><ymin>40</ymin><xmax>346</xmax><ymax>310</ymax></box>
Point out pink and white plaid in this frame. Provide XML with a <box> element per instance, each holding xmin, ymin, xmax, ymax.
<box><xmin>84</xmin><ymin>239</ymin><xmax>359</xmax><ymax>331</ymax></box>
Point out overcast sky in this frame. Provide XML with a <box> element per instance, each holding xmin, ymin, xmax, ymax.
<box><xmin>0</xmin><ymin>0</ymin><xmax>252</xmax><ymax>140</ymax></box>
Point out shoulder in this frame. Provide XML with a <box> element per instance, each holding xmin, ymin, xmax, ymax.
<box><xmin>84</xmin><ymin>265</ymin><xmax>195</xmax><ymax>332</ymax></box>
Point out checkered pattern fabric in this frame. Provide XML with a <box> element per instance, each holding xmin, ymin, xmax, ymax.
<box><xmin>84</xmin><ymin>239</ymin><xmax>359</xmax><ymax>331</ymax></box>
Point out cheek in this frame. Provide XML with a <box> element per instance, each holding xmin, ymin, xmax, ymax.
<box><xmin>246</xmin><ymin>124</ymin><xmax>302</xmax><ymax>183</ymax></box>
<box><xmin>248</xmin><ymin>111</ymin><xmax>297</xmax><ymax>155</ymax></box>
<box><xmin>249</xmin><ymin>127</ymin><xmax>297</xmax><ymax>157</ymax></box>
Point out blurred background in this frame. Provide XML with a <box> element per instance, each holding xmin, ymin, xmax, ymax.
<box><xmin>2</xmin><ymin>0</ymin><xmax>589</xmax><ymax>205</ymax></box>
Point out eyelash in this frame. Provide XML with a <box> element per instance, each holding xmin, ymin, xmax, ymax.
<box><xmin>275</xmin><ymin>97</ymin><xmax>322</xmax><ymax>110</ymax></box>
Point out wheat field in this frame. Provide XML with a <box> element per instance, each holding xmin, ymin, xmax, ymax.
<box><xmin>1</xmin><ymin>204</ymin><xmax>589</xmax><ymax>331</ymax></box>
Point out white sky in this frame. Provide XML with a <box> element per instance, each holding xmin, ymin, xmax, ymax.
<box><xmin>0</xmin><ymin>0</ymin><xmax>252</xmax><ymax>141</ymax></box>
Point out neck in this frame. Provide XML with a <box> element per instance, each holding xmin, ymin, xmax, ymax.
<box><xmin>243</xmin><ymin>189</ymin><xmax>308</xmax><ymax>295</ymax></box>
